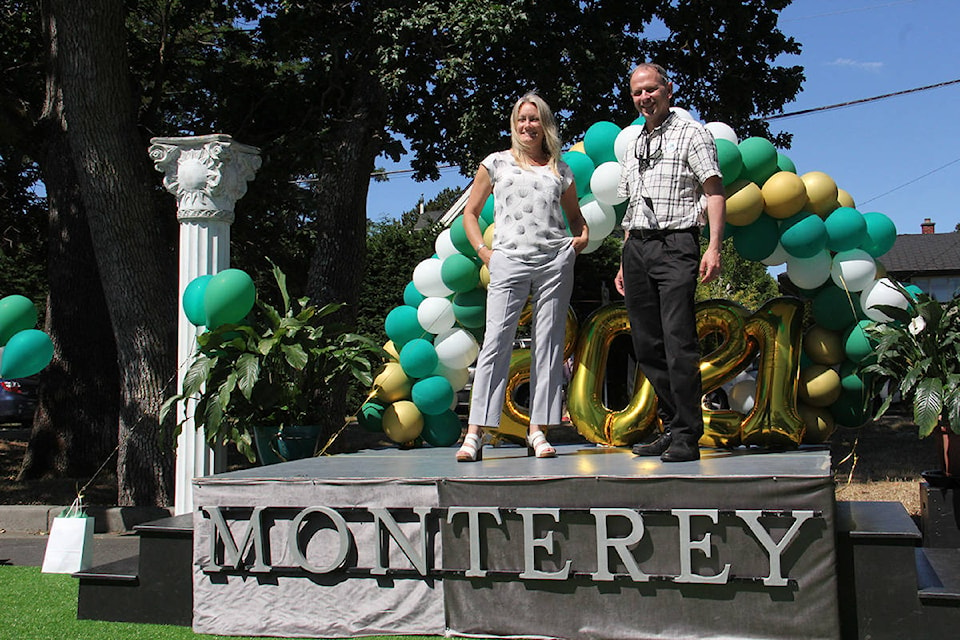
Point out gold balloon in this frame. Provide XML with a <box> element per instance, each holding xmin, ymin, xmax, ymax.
<box><xmin>383</xmin><ymin>340</ymin><xmax>400</xmax><ymax>361</ymax></box>
<box><xmin>740</xmin><ymin>298</ymin><xmax>805</xmax><ymax>448</ymax></box>
<box><xmin>372</xmin><ymin>362</ymin><xmax>412</xmax><ymax>403</ymax></box>
<box><xmin>724</xmin><ymin>179</ymin><xmax>765</xmax><ymax>226</ymax></box>
<box><xmin>803</xmin><ymin>325</ymin><xmax>845</xmax><ymax>366</ymax></box>
<box><xmin>801</xmin><ymin>171</ymin><xmax>839</xmax><ymax>218</ymax></box>
<box><xmin>569</xmin><ymin>141</ymin><xmax>586</xmax><ymax>154</ymax></box>
<box><xmin>761</xmin><ymin>171</ymin><xmax>807</xmax><ymax>219</ymax></box>
<box><xmin>382</xmin><ymin>400</ymin><xmax>424</xmax><ymax>443</ymax></box>
<box><xmin>798</xmin><ymin>402</ymin><xmax>836</xmax><ymax>444</ymax></box>
<box><xmin>479</xmin><ymin>265</ymin><xmax>490</xmax><ymax>288</ymax></box>
<box><xmin>697</xmin><ymin>299</ymin><xmax>756</xmax><ymax>448</ymax></box>
<box><xmin>837</xmin><ymin>188</ymin><xmax>856</xmax><ymax>209</ymax></box>
<box><xmin>567</xmin><ymin>303</ymin><xmax>658</xmax><ymax>446</ymax></box>
<box><xmin>798</xmin><ymin>364</ymin><xmax>842</xmax><ymax>408</ymax></box>
<box><xmin>483</xmin><ymin>223</ymin><xmax>496</xmax><ymax>249</ymax></box>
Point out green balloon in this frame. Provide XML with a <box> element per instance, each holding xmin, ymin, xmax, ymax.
<box><xmin>0</xmin><ymin>295</ymin><xmax>38</xmax><ymax>347</ymax></box>
<box><xmin>776</xmin><ymin>152</ymin><xmax>797</xmax><ymax>174</ymax></box>
<box><xmin>421</xmin><ymin>409</ymin><xmax>462</xmax><ymax>447</ymax></box>
<box><xmin>839</xmin><ymin>359</ymin><xmax>867</xmax><ymax>393</ymax></box>
<box><xmin>812</xmin><ymin>285</ymin><xmax>860</xmax><ymax>332</ymax></box>
<box><xmin>441</xmin><ymin>253</ymin><xmax>481</xmax><ymax>293</ymax></box>
<box><xmin>732</xmin><ymin>214</ymin><xmax>779</xmax><ymax>261</ymax></box>
<box><xmin>780</xmin><ymin>211</ymin><xmax>827</xmax><ymax>259</ymax></box>
<box><xmin>561</xmin><ymin>151</ymin><xmax>595</xmax><ymax>198</ymax></box>
<box><xmin>829</xmin><ymin>387</ymin><xmax>869</xmax><ymax>428</ymax></box>
<box><xmin>583</xmin><ymin>121</ymin><xmax>621</xmax><ymax>165</ymax></box>
<box><xmin>843</xmin><ymin>320</ymin><xmax>876</xmax><ymax>364</ymax></box>
<box><xmin>0</xmin><ymin>329</ymin><xmax>53</xmax><ymax>379</ymax></box>
<box><xmin>399</xmin><ymin>338</ymin><xmax>439</xmax><ymax>379</ymax></box>
<box><xmin>824</xmin><ymin>207</ymin><xmax>867</xmax><ymax>252</ymax></box>
<box><xmin>449</xmin><ymin>215</ymin><xmax>489</xmax><ymax>257</ymax></box>
<box><xmin>738</xmin><ymin>137</ymin><xmax>778</xmax><ymax>185</ymax></box>
<box><xmin>480</xmin><ymin>195</ymin><xmax>496</xmax><ymax>226</ymax></box>
<box><xmin>859</xmin><ymin>212</ymin><xmax>897</xmax><ymax>257</ymax></box>
<box><xmin>384</xmin><ymin>305</ymin><xmax>424</xmax><ymax>347</ymax></box>
<box><xmin>411</xmin><ymin>375</ymin><xmax>455</xmax><ymax>416</ymax></box>
<box><xmin>182</xmin><ymin>275</ymin><xmax>213</xmax><ymax>326</ymax></box>
<box><xmin>403</xmin><ymin>281</ymin><xmax>426</xmax><ymax>307</ymax></box>
<box><xmin>204</xmin><ymin>269</ymin><xmax>256</xmax><ymax>328</ymax></box>
<box><xmin>453</xmin><ymin>288</ymin><xmax>487</xmax><ymax>329</ymax></box>
<box><xmin>715</xmin><ymin>139</ymin><xmax>743</xmax><ymax>186</ymax></box>
<box><xmin>357</xmin><ymin>401</ymin><xmax>386</xmax><ymax>433</ymax></box>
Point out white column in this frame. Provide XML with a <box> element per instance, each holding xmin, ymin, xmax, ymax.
<box><xmin>149</xmin><ymin>134</ymin><xmax>262</xmax><ymax>515</ymax></box>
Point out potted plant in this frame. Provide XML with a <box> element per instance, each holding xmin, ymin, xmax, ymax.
<box><xmin>861</xmin><ymin>289</ymin><xmax>960</xmax><ymax>484</ymax></box>
<box><xmin>162</xmin><ymin>263</ymin><xmax>381</xmax><ymax>464</ymax></box>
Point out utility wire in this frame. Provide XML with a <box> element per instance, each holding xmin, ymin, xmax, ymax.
<box><xmin>765</xmin><ymin>78</ymin><xmax>960</xmax><ymax>120</ymax></box>
<box><xmin>860</xmin><ymin>156</ymin><xmax>960</xmax><ymax>206</ymax></box>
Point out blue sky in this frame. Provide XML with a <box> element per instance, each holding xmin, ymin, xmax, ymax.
<box><xmin>366</xmin><ymin>0</ymin><xmax>960</xmax><ymax>238</ymax></box>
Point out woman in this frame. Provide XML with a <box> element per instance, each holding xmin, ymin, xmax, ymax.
<box><xmin>457</xmin><ymin>93</ymin><xmax>589</xmax><ymax>462</ymax></box>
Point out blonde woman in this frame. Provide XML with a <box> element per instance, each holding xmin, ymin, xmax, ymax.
<box><xmin>457</xmin><ymin>93</ymin><xmax>589</xmax><ymax>462</ymax></box>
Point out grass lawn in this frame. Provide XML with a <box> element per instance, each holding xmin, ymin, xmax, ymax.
<box><xmin>0</xmin><ymin>566</ymin><xmax>442</xmax><ymax>640</ymax></box>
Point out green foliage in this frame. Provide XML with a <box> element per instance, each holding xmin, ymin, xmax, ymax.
<box><xmin>696</xmin><ymin>238</ymin><xmax>780</xmax><ymax>309</ymax></box>
<box><xmin>161</xmin><ymin>263</ymin><xmax>383</xmax><ymax>462</ymax></box>
<box><xmin>861</xmin><ymin>292</ymin><xmax>960</xmax><ymax>437</ymax></box>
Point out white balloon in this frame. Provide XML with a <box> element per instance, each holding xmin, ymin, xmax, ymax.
<box><xmin>728</xmin><ymin>378</ymin><xmax>756</xmax><ymax>414</ymax></box>
<box><xmin>412</xmin><ymin>258</ymin><xmax>453</xmax><ymax>297</ymax></box>
<box><xmin>670</xmin><ymin>106</ymin><xmax>695</xmax><ymax>121</ymax></box>
<box><xmin>580</xmin><ymin>196</ymin><xmax>617</xmax><ymax>240</ymax></box>
<box><xmin>435</xmin><ymin>228</ymin><xmax>458</xmax><ymax>260</ymax></box>
<box><xmin>433</xmin><ymin>362</ymin><xmax>470</xmax><ymax>391</ymax></box>
<box><xmin>786</xmin><ymin>250</ymin><xmax>832</xmax><ymax>290</ymax></box>
<box><xmin>830</xmin><ymin>249</ymin><xmax>877</xmax><ymax>292</ymax></box>
<box><xmin>581</xmin><ymin>234</ymin><xmax>606</xmax><ymax>254</ymax></box>
<box><xmin>704</xmin><ymin>121</ymin><xmax>738</xmax><ymax>145</ymax></box>
<box><xmin>417</xmin><ymin>296</ymin><xmax>456</xmax><ymax>334</ymax></box>
<box><xmin>614</xmin><ymin>124</ymin><xmax>645</xmax><ymax>163</ymax></box>
<box><xmin>589</xmin><ymin>162</ymin><xmax>627</xmax><ymax>206</ymax></box>
<box><xmin>433</xmin><ymin>328</ymin><xmax>479</xmax><ymax>369</ymax></box>
<box><xmin>761</xmin><ymin>243</ymin><xmax>789</xmax><ymax>267</ymax></box>
<box><xmin>860</xmin><ymin>277</ymin><xmax>909</xmax><ymax>322</ymax></box>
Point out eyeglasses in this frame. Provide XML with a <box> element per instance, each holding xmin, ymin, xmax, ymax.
<box><xmin>634</xmin><ymin>134</ymin><xmax>662</xmax><ymax>172</ymax></box>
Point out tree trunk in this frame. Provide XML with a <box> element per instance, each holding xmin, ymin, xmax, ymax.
<box><xmin>307</xmin><ymin>80</ymin><xmax>384</xmax><ymax>442</ymax></box>
<box><xmin>18</xmin><ymin>104</ymin><xmax>120</xmax><ymax>482</ymax></box>
<box><xmin>46</xmin><ymin>0</ymin><xmax>176</xmax><ymax>506</ymax></box>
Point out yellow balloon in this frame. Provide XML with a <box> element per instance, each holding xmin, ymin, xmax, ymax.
<box><xmin>383</xmin><ymin>340</ymin><xmax>400</xmax><ymax>361</ymax></box>
<box><xmin>483</xmin><ymin>223</ymin><xmax>496</xmax><ymax>249</ymax></box>
<box><xmin>761</xmin><ymin>171</ymin><xmax>808</xmax><ymax>219</ymax></box>
<box><xmin>875</xmin><ymin>260</ymin><xmax>887</xmax><ymax>278</ymax></box>
<box><xmin>724</xmin><ymin>179</ymin><xmax>765</xmax><ymax>226</ymax></box>
<box><xmin>798</xmin><ymin>402</ymin><xmax>836</xmax><ymax>444</ymax></box>
<box><xmin>803</xmin><ymin>325</ymin><xmax>845</xmax><ymax>366</ymax></box>
<box><xmin>798</xmin><ymin>364</ymin><xmax>842</xmax><ymax>407</ymax></box>
<box><xmin>837</xmin><ymin>188</ymin><xmax>856</xmax><ymax>209</ymax></box>
<box><xmin>567</xmin><ymin>304</ymin><xmax>658</xmax><ymax>446</ymax></box>
<box><xmin>801</xmin><ymin>171</ymin><xmax>839</xmax><ymax>218</ymax></box>
<box><xmin>479</xmin><ymin>264</ymin><xmax>490</xmax><ymax>288</ymax></box>
<box><xmin>382</xmin><ymin>400</ymin><xmax>424</xmax><ymax>443</ymax></box>
<box><xmin>569</xmin><ymin>141</ymin><xmax>586</xmax><ymax>154</ymax></box>
<box><xmin>372</xmin><ymin>362</ymin><xmax>412</xmax><ymax>403</ymax></box>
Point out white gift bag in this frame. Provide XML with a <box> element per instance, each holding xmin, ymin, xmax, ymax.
<box><xmin>41</xmin><ymin>498</ymin><xmax>94</xmax><ymax>574</ymax></box>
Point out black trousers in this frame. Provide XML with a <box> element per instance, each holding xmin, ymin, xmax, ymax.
<box><xmin>622</xmin><ymin>229</ymin><xmax>703</xmax><ymax>441</ymax></box>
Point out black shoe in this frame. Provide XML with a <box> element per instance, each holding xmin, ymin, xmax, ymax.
<box><xmin>660</xmin><ymin>438</ymin><xmax>700</xmax><ymax>462</ymax></box>
<box><xmin>632</xmin><ymin>432</ymin><xmax>672</xmax><ymax>456</ymax></box>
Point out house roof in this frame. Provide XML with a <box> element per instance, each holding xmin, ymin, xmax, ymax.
<box><xmin>881</xmin><ymin>232</ymin><xmax>960</xmax><ymax>276</ymax></box>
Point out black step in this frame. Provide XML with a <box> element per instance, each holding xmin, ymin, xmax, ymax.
<box><xmin>917</xmin><ymin>547</ymin><xmax>960</xmax><ymax>604</ymax></box>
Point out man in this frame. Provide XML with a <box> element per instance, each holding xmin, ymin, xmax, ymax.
<box><xmin>614</xmin><ymin>63</ymin><xmax>725</xmax><ymax>462</ymax></box>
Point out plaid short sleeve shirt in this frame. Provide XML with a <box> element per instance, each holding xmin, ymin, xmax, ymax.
<box><xmin>617</xmin><ymin>112</ymin><xmax>721</xmax><ymax>232</ymax></box>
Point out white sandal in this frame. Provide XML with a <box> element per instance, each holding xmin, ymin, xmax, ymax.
<box><xmin>456</xmin><ymin>432</ymin><xmax>484</xmax><ymax>462</ymax></box>
<box><xmin>526</xmin><ymin>430</ymin><xmax>556</xmax><ymax>458</ymax></box>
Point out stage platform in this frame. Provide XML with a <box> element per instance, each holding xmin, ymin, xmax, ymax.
<box><xmin>192</xmin><ymin>444</ymin><xmax>840</xmax><ymax>639</ymax></box>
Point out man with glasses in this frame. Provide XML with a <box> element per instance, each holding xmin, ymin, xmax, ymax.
<box><xmin>613</xmin><ymin>62</ymin><xmax>726</xmax><ymax>462</ymax></box>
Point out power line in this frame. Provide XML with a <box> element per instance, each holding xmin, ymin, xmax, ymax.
<box><xmin>860</xmin><ymin>156</ymin><xmax>960</xmax><ymax>206</ymax></box>
<box><xmin>765</xmin><ymin>78</ymin><xmax>960</xmax><ymax>120</ymax></box>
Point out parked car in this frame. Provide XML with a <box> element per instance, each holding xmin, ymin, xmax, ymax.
<box><xmin>0</xmin><ymin>377</ymin><xmax>38</xmax><ymax>426</ymax></box>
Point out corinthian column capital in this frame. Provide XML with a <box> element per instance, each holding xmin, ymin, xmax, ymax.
<box><xmin>149</xmin><ymin>134</ymin><xmax>261</xmax><ymax>223</ymax></box>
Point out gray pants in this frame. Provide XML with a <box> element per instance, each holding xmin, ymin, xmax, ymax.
<box><xmin>468</xmin><ymin>244</ymin><xmax>576</xmax><ymax>427</ymax></box>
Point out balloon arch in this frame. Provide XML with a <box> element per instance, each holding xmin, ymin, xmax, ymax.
<box><xmin>354</xmin><ymin>110</ymin><xmax>910</xmax><ymax>451</ymax></box>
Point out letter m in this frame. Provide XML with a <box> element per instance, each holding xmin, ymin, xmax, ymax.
<box><xmin>202</xmin><ymin>506</ymin><xmax>269</xmax><ymax>573</ymax></box>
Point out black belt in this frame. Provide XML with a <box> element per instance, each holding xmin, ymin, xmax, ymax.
<box><xmin>629</xmin><ymin>227</ymin><xmax>698</xmax><ymax>240</ymax></box>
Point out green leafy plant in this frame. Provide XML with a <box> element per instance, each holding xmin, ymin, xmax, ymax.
<box><xmin>161</xmin><ymin>263</ymin><xmax>382</xmax><ymax>462</ymax></box>
<box><xmin>862</xmin><ymin>290</ymin><xmax>960</xmax><ymax>437</ymax></box>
